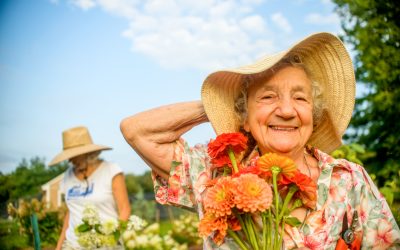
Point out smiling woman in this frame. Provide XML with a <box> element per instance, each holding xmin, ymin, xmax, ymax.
<box><xmin>120</xmin><ymin>32</ymin><xmax>400</xmax><ymax>249</ymax></box>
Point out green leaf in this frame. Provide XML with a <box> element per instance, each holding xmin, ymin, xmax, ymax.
<box><xmin>171</xmin><ymin>161</ymin><xmax>182</xmax><ymax>169</ymax></box>
<box><xmin>114</xmin><ymin>230</ymin><xmax>121</xmax><ymax>242</ymax></box>
<box><xmin>285</xmin><ymin>216</ymin><xmax>302</xmax><ymax>227</ymax></box>
<box><xmin>77</xmin><ymin>223</ymin><xmax>90</xmax><ymax>232</ymax></box>
<box><xmin>349</xmin><ymin>144</ymin><xmax>365</xmax><ymax>154</ymax></box>
<box><xmin>94</xmin><ymin>224</ymin><xmax>102</xmax><ymax>234</ymax></box>
<box><xmin>379</xmin><ymin>187</ymin><xmax>394</xmax><ymax>205</ymax></box>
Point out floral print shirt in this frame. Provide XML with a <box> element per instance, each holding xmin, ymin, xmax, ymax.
<box><xmin>152</xmin><ymin>139</ymin><xmax>400</xmax><ymax>249</ymax></box>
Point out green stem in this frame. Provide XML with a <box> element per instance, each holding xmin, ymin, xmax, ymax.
<box><xmin>271</xmin><ymin>171</ymin><xmax>281</xmax><ymax>249</ymax></box>
<box><xmin>228</xmin><ymin>147</ymin><xmax>239</xmax><ymax>173</ymax></box>
<box><xmin>288</xmin><ymin>199</ymin><xmax>303</xmax><ymax>213</ymax></box>
<box><xmin>267</xmin><ymin>210</ymin><xmax>273</xmax><ymax>249</ymax></box>
<box><xmin>234</xmin><ymin>211</ymin><xmax>249</xmax><ymax>242</ymax></box>
<box><xmin>262</xmin><ymin>213</ymin><xmax>267</xmax><ymax>250</ymax></box>
<box><xmin>278</xmin><ymin>185</ymin><xmax>298</xmax><ymax>219</ymax></box>
<box><xmin>244</xmin><ymin>214</ymin><xmax>258</xmax><ymax>250</ymax></box>
<box><xmin>223</xmin><ymin>166</ymin><xmax>228</xmax><ymax>176</ymax></box>
<box><xmin>277</xmin><ymin>216</ymin><xmax>286</xmax><ymax>248</ymax></box>
<box><xmin>228</xmin><ymin>230</ymin><xmax>250</xmax><ymax>250</ymax></box>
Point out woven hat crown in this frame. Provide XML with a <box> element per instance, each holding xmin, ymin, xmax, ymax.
<box><xmin>63</xmin><ymin>126</ymin><xmax>93</xmax><ymax>150</ymax></box>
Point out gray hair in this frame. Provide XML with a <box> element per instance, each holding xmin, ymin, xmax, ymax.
<box><xmin>85</xmin><ymin>151</ymin><xmax>101</xmax><ymax>165</ymax></box>
<box><xmin>234</xmin><ymin>54</ymin><xmax>325</xmax><ymax>128</ymax></box>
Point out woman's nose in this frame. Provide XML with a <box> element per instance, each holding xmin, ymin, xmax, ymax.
<box><xmin>276</xmin><ymin>98</ymin><xmax>296</xmax><ymax>118</ymax></box>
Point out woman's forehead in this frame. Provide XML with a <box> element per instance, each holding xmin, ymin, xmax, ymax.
<box><xmin>247</xmin><ymin>67</ymin><xmax>312</xmax><ymax>93</ymax></box>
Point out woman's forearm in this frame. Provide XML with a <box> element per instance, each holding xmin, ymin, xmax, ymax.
<box><xmin>55</xmin><ymin>210</ymin><xmax>69</xmax><ymax>250</ymax></box>
<box><xmin>121</xmin><ymin>101</ymin><xmax>207</xmax><ymax>144</ymax></box>
<box><xmin>120</xmin><ymin>101</ymin><xmax>208</xmax><ymax>175</ymax></box>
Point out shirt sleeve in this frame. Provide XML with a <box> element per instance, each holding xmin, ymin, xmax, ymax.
<box><xmin>152</xmin><ymin>138</ymin><xmax>209</xmax><ymax>211</ymax></box>
<box><xmin>107</xmin><ymin>162</ymin><xmax>123</xmax><ymax>178</ymax></box>
<box><xmin>356</xmin><ymin>166</ymin><xmax>400</xmax><ymax>249</ymax></box>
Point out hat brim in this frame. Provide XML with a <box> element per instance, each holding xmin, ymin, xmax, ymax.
<box><xmin>48</xmin><ymin>144</ymin><xmax>112</xmax><ymax>166</ymax></box>
<box><xmin>201</xmin><ymin>32</ymin><xmax>355</xmax><ymax>153</ymax></box>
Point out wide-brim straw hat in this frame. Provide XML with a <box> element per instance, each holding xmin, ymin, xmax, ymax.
<box><xmin>201</xmin><ymin>32</ymin><xmax>355</xmax><ymax>153</ymax></box>
<box><xmin>49</xmin><ymin>126</ymin><xmax>111</xmax><ymax>166</ymax></box>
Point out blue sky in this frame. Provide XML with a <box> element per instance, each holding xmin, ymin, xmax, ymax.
<box><xmin>0</xmin><ymin>0</ymin><xmax>343</xmax><ymax>175</ymax></box>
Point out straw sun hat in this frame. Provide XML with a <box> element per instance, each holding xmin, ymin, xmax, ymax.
<box><xmin>201</xmin><ymin>32</ymin><xmax>355</xmax><ymax>153</ymax></box>
<box><xmin>49</xmin><ymin>126</ymin><xmax>111</xmax><ymax>166</ymax></box>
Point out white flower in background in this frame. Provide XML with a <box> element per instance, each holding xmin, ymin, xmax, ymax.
<box><xmin>77</xmin><ymin>231</ymin><xmax>100</xmax><ymax>248</ymax></box>
<box><xmin>163</xmin><ymin>234</ymin><xmax>175</xmax><ymax>246</ymax></box>
<box><xmin>126</xmin><ymin>239</ymin><xmax>136</xmax><ymax>249</ymax></box>
<box><xmin>127</xmin><ymin>214</ymin><xmax>147</xmax><ymax>231</ymax></box>
<box><xmin>82</xmin><ymin>204</ymin><xmax>100</xmax><ymax>226</ymax></box>
<box><xmin>100</xmin><ymin>218</ymin><xmax>119</xmax><ymax>235</ymax></box>
<box><xmin>135</xmin><ymin>234</ymin><xmax>149</xmax><ymax>246</ymax></box>
<box><xmin>143</xmin><ymin>222</ymin><xmax>159</xmax><ymax>234</ymax></box>
<box><xmin>122</xmin><ymin>229</ymin><xmax>136</xmax><ymax>241</ymax></box>
<box><xmin>149</xmin><ymin>234</ymin><xmax>162</xmax><ymax>248</ymax></box>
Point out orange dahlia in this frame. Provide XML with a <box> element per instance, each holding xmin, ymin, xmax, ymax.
<box><xmin>204</xmin><ymin>176</ymin><xmax>235</xmax><ymax>217</ymax></box>
<box><xmin>291</xmin><ymin>172</ymin><xmax>317</xmax><ymax>209</ymax></box>
<box><xmin>198</xmin><ymin>213</ymin><xmax>229</xmax><ymax>245</ymax></box>
<box><xmin>233</xmin><ymin>173</ymin><xmax>273</xmax><ymax>213</ymax></box>
<box><xmin>257</xmin><ymin>153</ymin><xmax>298</xmax><ymax>180</ymax></box>
<box><xmin>208</xmin><ymin>133</ymin><xmax>248</xmax><ymax>159</ymax></box>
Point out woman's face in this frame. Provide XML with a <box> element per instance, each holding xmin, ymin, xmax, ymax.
<box><xmin>244</xmin><ymin>66</ymin><xmax>314</xmax><ymax>156</ymax></box>
<box><xmin>69</xmin><ymin>154</ymin><xmax>87</xmax><ymax>170</ymax></box>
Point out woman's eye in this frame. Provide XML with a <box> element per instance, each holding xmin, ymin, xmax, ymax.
<box><xmin>261</xmin><ymin>95</ymin><xmax>273</xmax><ymax>99</ymax></box>
<box><xmin>295</xmin><ymin>95</ymin><xmax>308</xmax><ymax>101</ymax></box>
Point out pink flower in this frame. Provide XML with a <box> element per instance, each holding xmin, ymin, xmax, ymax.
<box><xmin>365</xmin><ymin>219</ymin><xmax>400</xmax><ymax>249</ymax></box>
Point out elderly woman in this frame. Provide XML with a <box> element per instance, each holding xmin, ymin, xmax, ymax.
<box><xmin>51</xmin><ymin>126</ymin><xmax>131</xmax><ymax>250</ymax></box>
<box><xmin>120</xmin><ymin>33</ymin><xmax>399</xmax><ymax>249</ymax></box>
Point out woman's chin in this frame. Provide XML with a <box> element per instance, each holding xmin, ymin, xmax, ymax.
<box><xmin>263</xmin><ymin>143</ymin><xmax>299</xmax><ymax>155</ymax></box>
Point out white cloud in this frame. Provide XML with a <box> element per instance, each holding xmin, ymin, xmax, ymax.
<box><xmin>270</xmin><ymin>12</ymin><xmax>292</xmax><ymax>34</ymax></box>
<box><xmin>97</xmin><ymin>0</ymin><xmax>138</xmax><ymax>18</ymax></box>
<box><xmin>240</xmin><ymin>15</ymin><xmax>267</xmax><ymax>33</ymax></box>
<box><xmin>320</xmin><ymin>0</ymin><xmax>332</xmax><ymax>5</ymax></box>
<box><xmin>305</xmin><ymin>13</ymin><xmax>340</xmax><ymax>26</ymax></box>
<box><xmin>65</xmin><ymin>0</ymin><xmax>279</xmax><ymax>71</ymax></box>
<box><xmin>69</xmin><ymin>0</ymin><xmax>96</xmax><ymax>10</ymax></box>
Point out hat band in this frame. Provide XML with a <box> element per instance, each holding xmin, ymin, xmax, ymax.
<box><xmin>63</xmin><ymin>142</ymin><xmax>91</xmax><ymax>150</ymax></box>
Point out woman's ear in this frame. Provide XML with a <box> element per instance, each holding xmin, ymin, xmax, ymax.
<box><xmin>243</xmin><ymin>119</ymin><xmax>250</xmax><ymax>132</ymax></box>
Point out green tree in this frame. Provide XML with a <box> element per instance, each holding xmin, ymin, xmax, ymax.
<box><xmin>332</xmin><ymin>0</ymin><xmax>400</xmax><ymax>189</ymax></box>
<box><xmin>125</xmin><ymin>171</ymin><xmax>154</xmax><ymax>196</ymax></box>
<box><xmin>5</xmin><ymin>157</ymin><xmax>67</xmax><ymax>201</ymax></box>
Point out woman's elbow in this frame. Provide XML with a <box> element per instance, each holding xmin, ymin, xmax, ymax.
<box><xmin>120</xmin><ymin>117</ymin><xmax>139</xmax><ymax>145</ymax></box>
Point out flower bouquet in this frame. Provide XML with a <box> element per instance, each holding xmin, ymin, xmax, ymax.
<box><xmin>198</xmin><ymin>133</ymin><xmax>317</xmax><ymax>250</ymax></box>
<box><xmin>75</xmin><ymin>204</ymin><xmax>122</xmax><ymax>249</ymax></box>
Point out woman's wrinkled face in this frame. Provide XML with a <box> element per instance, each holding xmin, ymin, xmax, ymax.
<box><xmin>244</xmin><ymin>66</ymin><xmax>314</xmax><ymax>156</ymax></box>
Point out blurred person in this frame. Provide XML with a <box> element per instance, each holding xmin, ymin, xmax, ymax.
<box><xmin>51</xmin><ymin>126</ymin><xmax>130</xmax><ymax>250</ymax></box>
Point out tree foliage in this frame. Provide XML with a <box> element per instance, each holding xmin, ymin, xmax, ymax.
<box><xmin>332</xmin><ymin>0</ymin><xmax>400</xmax><ymax>188</ymax></box>
<box><xmin>125</xmin><ymin>171</ymin><xmax>154</xmax><ymax>196</ymax></box>
<box><xmin>0</xmin><ymin>157</ymin><xmax>67</xmax><ymax>203</ymax></box>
